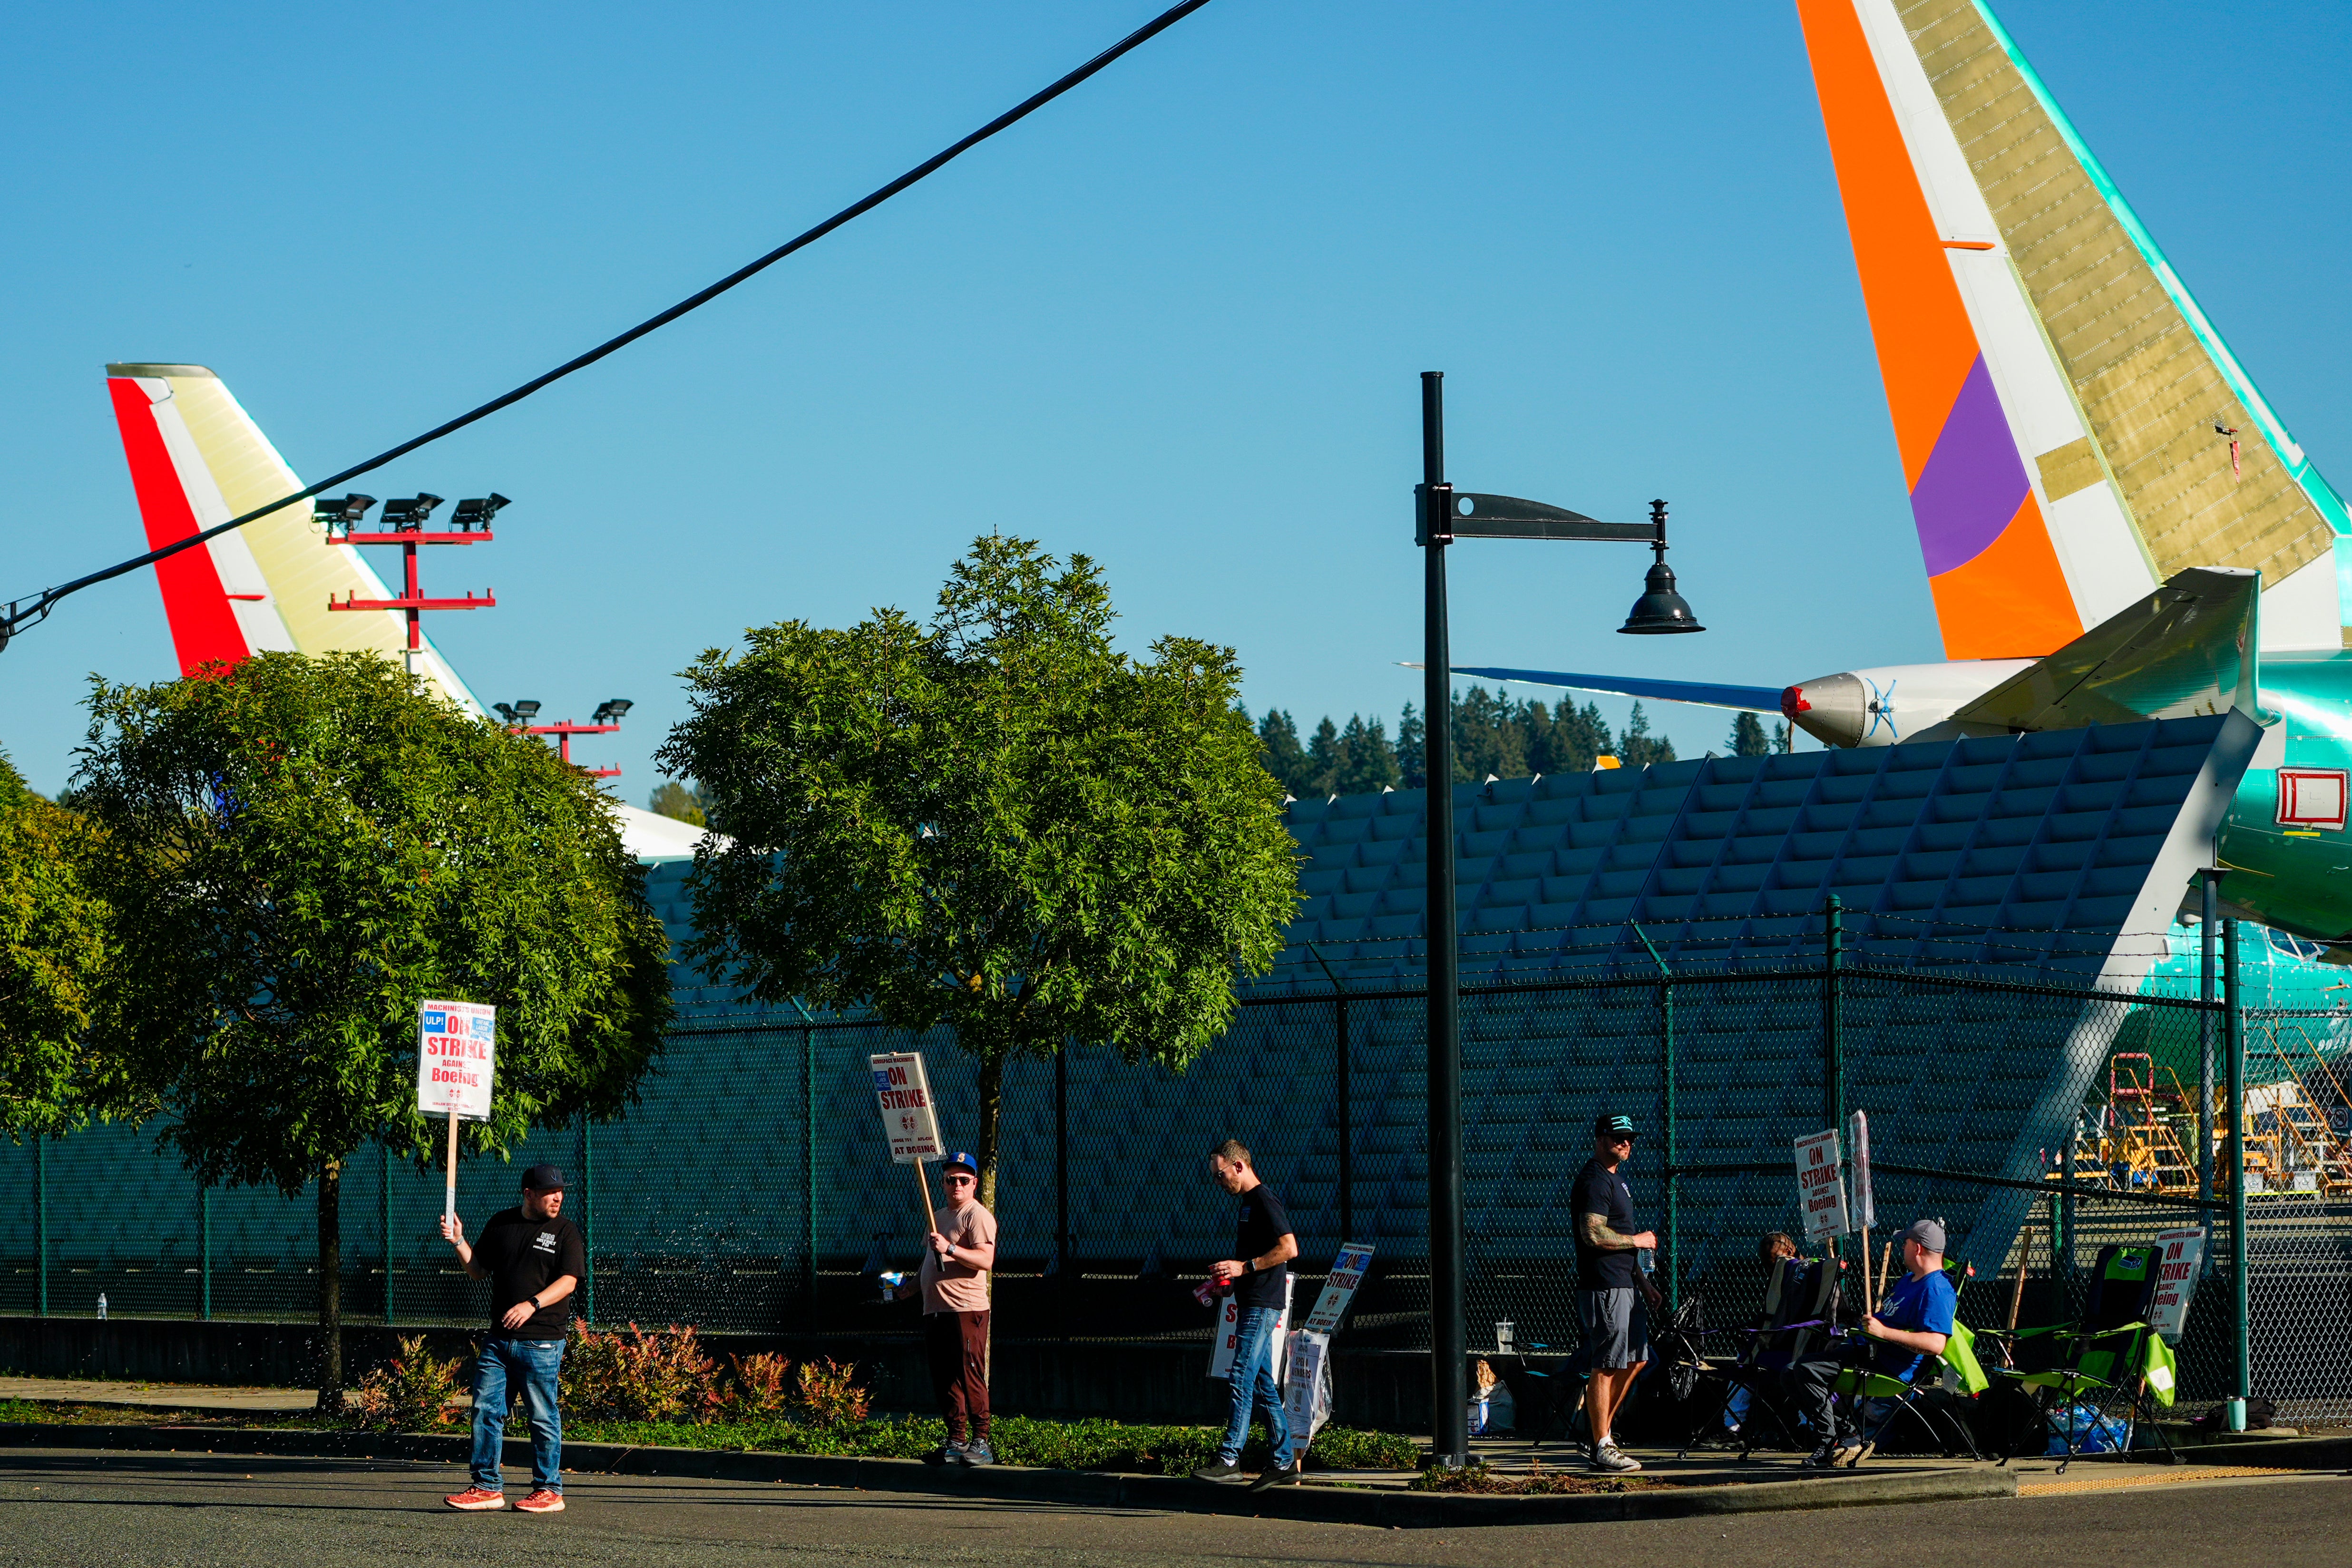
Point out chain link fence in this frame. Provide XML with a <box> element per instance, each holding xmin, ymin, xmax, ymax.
<box><xmin>2</xmin><ymin>938</ymin><xmax>2344</xmax><ymax>1421</ymax></box>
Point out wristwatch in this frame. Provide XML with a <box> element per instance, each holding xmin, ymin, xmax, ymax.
<box><xmin>1243</xmin><ymin>1259</ymin><xmax>1255</xmax><ymax>1275</ymax></box>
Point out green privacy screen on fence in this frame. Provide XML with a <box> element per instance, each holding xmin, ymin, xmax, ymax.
<box><xmin>5</xmin><ymin>715</ymin><xmax>2347</xmax><ymax>1416</ymax></box>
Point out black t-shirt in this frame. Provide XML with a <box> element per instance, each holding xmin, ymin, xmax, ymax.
<box><xmin>1572</xmin><ymin>1157</ymin><xmax>1640</xmax><ymax>1291</ymax></box>
<box><xmin>472</xmin><ymin>1207</ymin><xmax>587</xmax><ymax>1339</ymax></box>
<box><xmin>1232</xmin><ymin>1183</ymin><xmax>1293</xmax><ymax>1310</ymax></box>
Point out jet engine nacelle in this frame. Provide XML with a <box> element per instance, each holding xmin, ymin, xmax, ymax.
<box><xmin>1780</xmin><ymin>660</ymin><xmax>2033</xmax><ymax>749</ymax></box>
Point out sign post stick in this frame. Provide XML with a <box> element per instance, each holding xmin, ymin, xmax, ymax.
<box><xmin>915</xmin><ymin>1158</ymin><xmax>937</xmax><ymax>1235</ymax></box>
<box><xmin>1859</xmin><ymin>1224</ymin><xmax>1872</xmax><ymax>1310</ymax></box>
<box><xmin>445</xmin><ymin>1107</ymin><xmax>459</xmax><ymax>1223</ymax></box>
<box><xmin>1876</xmin><ymin>1240</ymin><xmax>1893</xmax><ymax>1311</ymax></box>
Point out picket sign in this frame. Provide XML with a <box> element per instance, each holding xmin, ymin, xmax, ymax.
<box><xmin>1794</xmin><ymin>1129</ymin><xmax>1850</xmax><ymax>1243</ymax></box>
<box><xmin>2149</xmin><ymin>1227</ymin><xmax>2206</xmax><ymax>1340</ymax></box>
<box><xmin>417</xmin><ymin>1000</ymin><xmax>496</xmax><ymax>1223</ymax></box>
<box><xmin>1207</xmin><ymin>1275</ymin><xmax>1294</xmax><ymax>1383</ymax></box>
<box><xmin>1281</xmin><ymin>1242</ymin><xmax>1376</xmax><ymax>1447</ymax></box>
<box><xmin>869</xmin><ymin>1052</ymin><xmax>945</xmax><ymax>1232</ymax></box>
<box><xmin>1848</xmin><ymin>1110</ymin><xmax>1874</xmax><ymax>1301</ymax></box>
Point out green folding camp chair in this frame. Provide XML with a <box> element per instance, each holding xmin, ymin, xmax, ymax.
<box><xmin>1987</xmin><ymin>1243</ymin><xmax>2181</xmax><ymax>1471</ymax></box>
<box><xmin>1832</xmin><ymin>1259</ymin><xmax>1986</xmax><ymax>1463</ymax></box>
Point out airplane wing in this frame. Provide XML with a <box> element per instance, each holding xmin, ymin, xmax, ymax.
<box><xmin>1431</xmin><ymin>664</ymin><xmax>1784</xmax><ymax>713</ymax></box>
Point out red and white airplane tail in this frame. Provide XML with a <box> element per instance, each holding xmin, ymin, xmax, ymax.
<box><xmin>104</xmin><ymin>362</ymin><xmax>703</xmax><ymax>859</ymax></box>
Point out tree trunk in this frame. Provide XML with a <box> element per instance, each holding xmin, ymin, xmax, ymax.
<box><xmin>974</xmin><ymin>1050</ymin><xmax>1004</xmax><ymax>1384</ymax></box>
<box><xmin>316</xmin><ymin>1160</ymin><xmax>342</xmax><ymax>1412</ymax></box>
<box><xmin>975</xmin><ymin>1050</ymin><xmax>1005</xmax><ymax>1213</ymax></box>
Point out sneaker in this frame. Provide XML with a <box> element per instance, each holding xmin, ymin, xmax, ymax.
<box><xmin>1801</xmin><ymin>1441</ymin><xmax>1842</xmax><ymax>1470</ymax></box>
<box><xmin>1842</xmin><ymin>1439</ymin><xmax>1875</xmax><ymax>1467</ymax></box>
<box><xmin>1589</xmin><ymin>1442</ymin><xmax>1642</xmax><ymax>1473</ymax></box>
<box><xmin>443</xmin><ymin>1486</ymin><xmax>507</xmax><ymax>1511</ymax></box>
<box><xmin>942</xmin><ymin>1441</ymin><xmax>970</xmax><ymax>1466</ymax></box>
<box><xmin>513</xmin><ymin>1490</ymin><xmax>565</xmax><ymax>1514</ymax></box>
<box><xmin>961</xmin><ymin>1441</ymin><xmax>995</xmax><ymax>1468</ymax></box>
<box><xmin>1191</xmin><ymin>1459</ymin><xmax>1241</xmax><ymax>1482</ymax></box>
<box><xmin>1248</xmin><ymin>1464</ymin><xmax>1300</xmax><ymax>1492</ymax></box>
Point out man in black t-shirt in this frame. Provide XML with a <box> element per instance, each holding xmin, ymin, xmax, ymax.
<box><xmin>1570</xmin><ymin>1113</ymin><xmax>1662</xmax><ymax>1473</ymax></box>
<box><xmin>1194</xmin><ymin>1138</ymin><xmax>1299</xmax><ymax>1491</ymax></box>
<box><xmin>438</xmin><ymin>1164</ymin><xmax>586</xmax><ymax>1514</ymax></box>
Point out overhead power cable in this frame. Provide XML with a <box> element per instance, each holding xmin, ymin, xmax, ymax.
<box><xmin>0</xmin><ymin>0</ymin><xmax>1216</xmax><ymax>652</ymax></box>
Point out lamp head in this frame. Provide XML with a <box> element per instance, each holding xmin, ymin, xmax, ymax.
<box><xmin>381</xmin><ymin>494</ymin><xmax>445</xmax><ymax>529</ymax></box>
<box><xmin>312</xmin><ymin>494</ymin><xmax>377</xmax><ymax>529</ymax></box>
<box><xmin>450</xmin><ymin>493</ymin><xmax>509</xmax><ymax>531</ymax></box>
<box><xmin>493</xmin><ymin>702</ymin><xmax>517</xmax><ymax>724</ymax></box>
<box><xmin>511</xmin><ymin>699</ymin><xmax>542</xmax><ymax>721</ymax></box>
<box><xmin>1619</xmin><ymin>557</ymin><xmax>1704</xmax><ymax>634</ymax></box>
<box><xmin>1618</xmin><ymin>498</ymin><xmax>1704</xmax><ymax>635</ymax></box>
<box><xmin>592</xmin><ymin>699</ymin><xmax>634</xmax><ymax>725</ymax></box>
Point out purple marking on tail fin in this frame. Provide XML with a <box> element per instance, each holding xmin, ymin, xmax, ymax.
<box><xmin>1911</xmin><ymin>356</ymin><xmax>2032</xmax><ymax>578</ymax></box>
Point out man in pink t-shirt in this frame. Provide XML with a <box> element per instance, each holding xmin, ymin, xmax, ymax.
<box><xmin>899</xmin><ymin>1151</ymin><xmax>999</xmax><ymax>1465</ymax></box>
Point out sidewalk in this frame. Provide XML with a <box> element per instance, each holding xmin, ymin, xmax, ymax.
<box><xmin>0</xmin><ymin>1376</ymin><xmax>316</xmax><ymax>1415</ymax></box>
<box><xmin>1</xmin><ymin>1379</ymin><xmax>2341</xmax><ymax>1527</ymax></box>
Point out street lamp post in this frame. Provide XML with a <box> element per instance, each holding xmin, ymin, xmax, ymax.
<box><xmin>1415</xmin><ymin>370</ymin><xmax>1705</xmax><ymax>1467</ymax></box>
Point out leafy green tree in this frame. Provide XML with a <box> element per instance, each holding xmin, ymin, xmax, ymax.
<box><xmin>647</xmin><ymin>779</ymin><xmax>707</xmax><ymax>826</ymax></box>
<box><xmin>0</xmin><ymin>750</ymin><xmax>114</xmax><ymax>1138</ymax></box>
<box><xmin>1727</xmin><ymin>711</ymin><xmax>1770</xmax><ymax>758</ymax></box>
<box><xmin>1256</xmin><ymin>710</ymin><xmax>1310</xmax><ymax>798</ymax></box>
<box><xmin>660</xmin><ymin>535</ymin><xmax>1298</xmax><ymax>1208</ymax></box>
<box><xmin>73</xmin><ymin>653</ymin><xmax>672</xmax><ymax>1408</ymax></box>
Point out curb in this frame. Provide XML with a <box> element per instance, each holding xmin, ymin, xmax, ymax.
<box><xmin>0</xmin><ymin>1422</ymin><xmax>2021</xmax><ymax>1525</ymax></box>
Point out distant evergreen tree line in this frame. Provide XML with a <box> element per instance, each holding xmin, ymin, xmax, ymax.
<box><xmin>1252</xmin><ymin>688</ymin><xmax>1787</xmax><ymax>800</ymax></box>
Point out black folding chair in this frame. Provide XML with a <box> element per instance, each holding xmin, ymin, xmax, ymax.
<box><xmin>1676</xmin><ymin>1255</ymin><xmax>1843</xmax><ymax>1461</ymax></box>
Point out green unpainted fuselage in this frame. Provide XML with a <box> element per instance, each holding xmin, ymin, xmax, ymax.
<box><xmin>2215</xmin><ymin>653</ymin><xmax>2352</xmax><ymax>947</ymax></box>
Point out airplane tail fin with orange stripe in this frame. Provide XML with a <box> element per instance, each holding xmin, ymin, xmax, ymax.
<box><xmin>1795</xmin><ymin>0</ymin><xmax>2349</xmax><ymax>657</ymax></box>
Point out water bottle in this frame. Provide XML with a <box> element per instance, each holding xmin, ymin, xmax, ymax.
<box><xmin>1494</xmin><ymin>1320</ymin><xmax>1514</xmax><ymax>1354</ymax></box>
<box><xmin>1637</xmin><ymin>1247</ymin><xmax>1656</xmax><ymax>1277</ymax></box>
<box><xmin>97</xmin><ymin>1293</ymin><xmax>107</xmax><ymax>1321</ymax></box>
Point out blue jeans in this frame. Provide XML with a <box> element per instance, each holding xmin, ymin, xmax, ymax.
<box><xmin>1218</xmin><ymin>1306</ymin><xmax>1294</xmax><ymax>1469</ymax></box>
<box><xmin>471</xmin><ymin>1335</ymin><xmax>566</xmax><ymax>1492</ymax></box>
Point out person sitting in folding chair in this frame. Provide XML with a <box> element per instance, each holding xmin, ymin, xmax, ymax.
<box><xmin>1782</xmin><ymin>1217</ymin><xmax>1956</xmax><ymax>1468</ymax></box>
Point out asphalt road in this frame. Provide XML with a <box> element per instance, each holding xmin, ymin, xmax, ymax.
<box><xmin>0</xmin><ymin>1448</ymin><xmax>2341</xmax><ymax>1568</ymax></box>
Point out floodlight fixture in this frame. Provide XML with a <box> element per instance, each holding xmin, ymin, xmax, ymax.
<box><xmin>381</xmin><ymin>494</ymin><xmax>445</xmax><ymax>530</ymax></box>
<box><xmin>510</xmin><ymin>699</ymin><xmax>542</xmax><ymax>721</ymax></box>
<box><xmin>450</xmin><ymin>493</ymin><xmax>511</xmax><ymax>531</ymax></box>
<box><xmin>591</xmin><ymin>699</ymin><xmax>634</xmax><ymax>725</ymax></box>
<box><xmin>311</xmin><ymin>494</ymin><xmax>377</xmax><ymax>530</ymax></box>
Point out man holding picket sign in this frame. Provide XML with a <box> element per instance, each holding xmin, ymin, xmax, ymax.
<box><xmin>869</xmin><ymin>1053</ymin><xmax>1000</xmax><ymax>1466</ymax></box>
<box><xmin>1195</xmin><ymin>1138</ymin><xmax>1299</xmax><ymax>1490</ymax></box>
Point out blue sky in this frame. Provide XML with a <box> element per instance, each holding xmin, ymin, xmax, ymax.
<box><xmin>4</xmin><ymin>2</ymin><xmax>2348</xmax><ymax>797</ymax></box>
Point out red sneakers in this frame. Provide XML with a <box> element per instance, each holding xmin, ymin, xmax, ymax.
<box><xmin>513</xmin><ymin>1490</ymin><xmax>566</xmax><ymax>1514</ymax></box>
<box><xmin>443</xmin><ymin>1486</ymin><xmax>506</xmax><ymax>1511</ymax></box>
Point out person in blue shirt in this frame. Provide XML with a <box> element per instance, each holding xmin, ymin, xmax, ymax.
<box><xmin>1783</xmin><ymin>1217</ymin><xmax>1957</xmax><ymax>1467</ymax></box>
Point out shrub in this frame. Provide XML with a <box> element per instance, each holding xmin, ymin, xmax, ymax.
<box><xmin>347</xmin><ymin>1336</ymin><xmax>464</xmax><ymax>1432</ymax></box>
<box><xmin>720</xmin><ymin>1352</ymin><xmax>796</xmax><ymax>1422</ymax></box>
<box><xmin>1306</xmin><ymin>1425</ymin><xmax>1418</xmax><ymax>1471</ymax></box>
<box><xmin>792</xmin><ymin>1357</ymin><xmax>871</xmax><ymax>1429</ymax></box>
<box><xmin>561</xmin><ymin>1323</ymin><xmax>722</xmax><ymax>1422</ymax></box>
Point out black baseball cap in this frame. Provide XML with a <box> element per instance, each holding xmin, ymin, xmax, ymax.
<box><xmin>1594</xmin><ymin>1114</ymin><xmax>1639</xmax><ymax>1141</ymax></box>
<box><xmin>521</xmin><ymin>1164</ymin><xmax>566</xmax><ymax>1190</ymax></box>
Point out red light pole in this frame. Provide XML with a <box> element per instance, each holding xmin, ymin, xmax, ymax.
<box><xmin>317</xmin><ymin>492</ymin><xmax>504</xmax><ymax>679</ymax></box>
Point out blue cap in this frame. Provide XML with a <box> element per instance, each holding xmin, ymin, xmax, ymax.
<box><xmin>944</xmin><ymin>1151</ymin><xmax>978</xmax><ymax>1175</ymax></box>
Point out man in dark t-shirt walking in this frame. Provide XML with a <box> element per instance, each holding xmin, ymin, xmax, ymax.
<box><xmin>439</xmin><ymin>1164</ymin><xmax>585</xmax><ymax>1513</ymax></box>
<box><xmin>1571</xmin><ymin>1114</ymin><xmax>1662</xmax><ymax>1473</ymax></box>
<box><xmin>1194</xmin><ymin>1138</ymin><xmax>1300</xmax><ymax>1491</ymax></box>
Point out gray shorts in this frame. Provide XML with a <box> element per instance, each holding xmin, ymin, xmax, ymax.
<box><xmin>1576</xmin><ymin>1287</ymin><xmax>1650</xmax><ymax>1371</ymax></box>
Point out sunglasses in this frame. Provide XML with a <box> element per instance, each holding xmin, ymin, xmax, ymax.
<box><xmin>944</xmin><ymin>1174</ymin><xmax>976</xmax><ymax>1185</ymax></box>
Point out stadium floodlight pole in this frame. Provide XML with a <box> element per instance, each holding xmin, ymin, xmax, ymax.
<box><xmin>1415</xmin><ymin>371</ymin><xmax>1705</xmax><ymax>1469</ymax></box>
